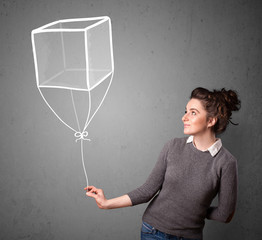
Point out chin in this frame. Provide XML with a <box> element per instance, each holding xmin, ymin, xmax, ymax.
<box><xmin>184</xmin><ymin>130</ymin><xmax>192</xmax><ymax>135</ymax></box>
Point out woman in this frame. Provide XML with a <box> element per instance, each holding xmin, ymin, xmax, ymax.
<box><xmin>85</xmin><ymin>87</ymin><xmax>241</xmax><ymax>240</ymax></box>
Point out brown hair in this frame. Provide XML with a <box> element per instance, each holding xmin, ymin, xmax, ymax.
<box><xmin>190</xmin><ymin>87</ymin><xmax>241</xmax><ymax>134</ymax></box>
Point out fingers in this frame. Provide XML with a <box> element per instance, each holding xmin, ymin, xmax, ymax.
<box><xmin>84</xmin><ymin>186</ymin><xmax>96</xmax><ymax>192</ymax></box>
<box><xmin>84</xmin><ymin>186</ymin><xmax>101</xmax><ymax>198</ymax></box>
<box><xmin>84</xmin><ymin>186</ymin><xmax>97</xmax><ymax>193</ymax></box>
<box><xmin>86</xmin><ymin>191</ymin><xmax>96</xmax><ymax>198</ymax></box>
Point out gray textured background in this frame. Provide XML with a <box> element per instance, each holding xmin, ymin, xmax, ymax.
<box><xmin>0</xmin><ymin>0</ymin><xmax>261</xmax><ymax>239</ymax></box>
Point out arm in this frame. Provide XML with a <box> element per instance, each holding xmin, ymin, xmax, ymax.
<box><xmin>206</xmin><ymin>157</ymin><xmax>238</xmax><ymax>223</ymax></box>
<box><xmin>86</xmin><ymin>140</ymin><xmax>170</xmax><ymax>208</ymax></box>
<box><xmin>127</xmin><ymin>141</ymin><xmax>170</xmax><ymax>206</ymax></box>
<box><xmin>85</xmin><ymin>186</ymin><xmax>132</xmax><ymax>209</ymax></box>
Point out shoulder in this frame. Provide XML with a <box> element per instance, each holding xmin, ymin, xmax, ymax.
<box><xmin>163</xmin><ymin>137</ymin><xmax>188</xmax><ymax>152</ymax></box>
<box><xmin>215</xmin><ymin>146</ymin><xmax>238</xmax><ymax>171</ymax></box>
<box><xmin>165</xmin><ymin>137</ymin><xmax>187</xmax><ymax>146</ymax></box>
<box><xmin>218</xmin><ymin>146</ymin><xmax>237</xmax><ymax>163</ymax></box>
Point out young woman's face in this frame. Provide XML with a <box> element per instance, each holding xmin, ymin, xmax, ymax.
<box><xmin>182</xmin><ymin>98</ymin><xmax>210</xmax><ymax>136</ymax></box>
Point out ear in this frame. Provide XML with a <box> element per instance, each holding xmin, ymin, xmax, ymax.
<box><xmin>207</xmin><ymin>117</ymin><xmax>217</xmax><ymax>128</ymax></box>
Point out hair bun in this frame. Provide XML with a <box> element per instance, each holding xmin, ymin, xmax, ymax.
<box><xmin>212</xmin><ymin>88</ymin><xmax>241</xmax><ymax>127</ymax></box>
<box><xmin>217</xmin><ymin>88</ymin><xmax>241</xmax><ymax>112</ymax></box>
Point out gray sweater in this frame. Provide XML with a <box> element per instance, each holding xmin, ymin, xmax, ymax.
<box><xmin>127</xmin><ymin>137</ymin><xmax>238</xmax><ymax>239</ymax></box>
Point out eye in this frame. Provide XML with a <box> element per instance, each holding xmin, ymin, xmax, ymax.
<box><xmin>184</xmin><ymin>110</ymin><xmax>187</xmax><ymax>114</ymax></box>
<box><xmin>191</xmin><ymin>111</ymin><xmax>196</xmax><ymax>116</ymax></box>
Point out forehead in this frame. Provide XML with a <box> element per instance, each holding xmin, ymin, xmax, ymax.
<box><xmin>186</xmin><ymin>98</ymin><xmax>205</xmax><ymax>110</ymax></box>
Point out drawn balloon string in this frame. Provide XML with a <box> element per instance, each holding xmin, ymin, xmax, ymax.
<box><xmin>31</xmin><ymin>16</ymin><xmax>114</xmax><ymax>187</ymax></box>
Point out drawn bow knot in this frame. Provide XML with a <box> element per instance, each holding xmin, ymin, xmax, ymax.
<box><xmin>74</xmin><ymin>131</ymin><xmax>91</xmax><ymax>142</ymax></box>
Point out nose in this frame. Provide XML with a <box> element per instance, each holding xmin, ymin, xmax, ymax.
<box><xmin>182</xmin><ymin>112</ymin><xmax>188</xmax><ymax>122</ymax></box>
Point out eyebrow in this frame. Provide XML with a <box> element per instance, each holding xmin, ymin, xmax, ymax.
<box><xmin>185</xmin><ymin>107</ymin><xmax>200</xmax><ymax>113</ymax></box>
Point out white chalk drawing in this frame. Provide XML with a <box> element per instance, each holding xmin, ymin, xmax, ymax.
<box><xmin>31</xmin><ymin>17</ymin><xmax>114</xmax><ymax>186</ymax></box>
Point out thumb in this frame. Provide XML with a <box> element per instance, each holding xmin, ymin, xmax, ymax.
<box><xmin>86</xmin><ymin>191</ymin><xmax>97</xmax><ymax>199</ymax></box>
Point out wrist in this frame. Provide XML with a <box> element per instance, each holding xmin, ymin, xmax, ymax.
<box><xmin>102</xmin><ymin>199</ymin><xmax>110</xmax><ymax>209</ymax></box>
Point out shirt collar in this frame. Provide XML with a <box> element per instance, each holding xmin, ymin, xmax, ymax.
<box><xmin>186</xmin><ymin>136</ymin><xmax>222</xmax><ymax>157</ymax></box>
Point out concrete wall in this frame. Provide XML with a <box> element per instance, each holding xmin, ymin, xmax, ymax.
<box><xmin>1</xmin><ymin>0</ymin><xmax>261</xmax><ymax>239</ymax></box>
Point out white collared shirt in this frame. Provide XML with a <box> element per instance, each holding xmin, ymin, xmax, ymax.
<box><xmin>186</xmin><ymin>135</ymin><xmax>222</xmax><ymax>157</ymax></box>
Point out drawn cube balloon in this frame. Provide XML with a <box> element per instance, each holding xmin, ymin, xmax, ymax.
<box><xmin>31</xmin><ymin>16</ymin><xmax>114</xmax><ymax>91</ymax></box>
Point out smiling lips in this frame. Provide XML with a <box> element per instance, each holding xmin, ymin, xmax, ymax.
<box><xmin>184</xmin><ymin>124</ymin><xmax>190</xmax><ymax>127</ymax></box>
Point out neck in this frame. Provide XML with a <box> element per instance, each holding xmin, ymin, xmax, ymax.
<box><xmin>193</xmin><ymin>131</ymin><xmax>216</xmax><ymax>151</ymax></box>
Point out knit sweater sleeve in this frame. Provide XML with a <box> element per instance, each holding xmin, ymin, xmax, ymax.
<box><xmin>206</xmin><ymin>156</ymin><xmax>238</xmax><ymax>223</ymax></box>
<box><xmin>127</xmin><ymin>140</ymin><xmax>170</xmax><ymax>206</ymax></box>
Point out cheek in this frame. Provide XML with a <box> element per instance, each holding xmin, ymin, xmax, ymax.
<box><xmin>192</xmin><ymin>116</ymin><xmax>207</xmax><ymax>127</ymax></box>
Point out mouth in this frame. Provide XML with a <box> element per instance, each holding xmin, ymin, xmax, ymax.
<box><xmin>184</xmin><ymin>124</ymin><xmax>190</xmax><ymax>128</ymax></box>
